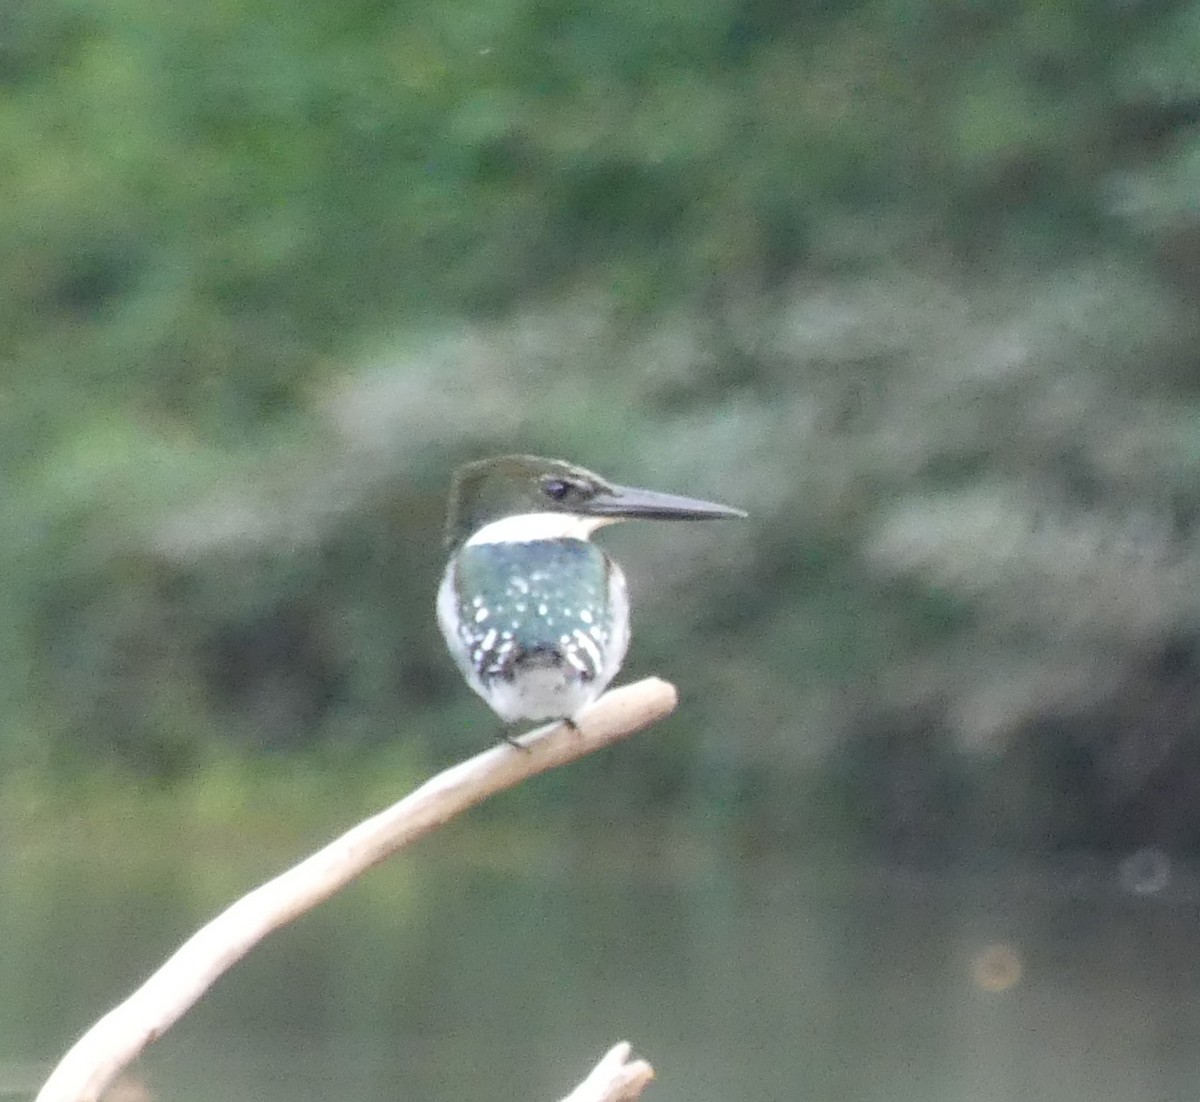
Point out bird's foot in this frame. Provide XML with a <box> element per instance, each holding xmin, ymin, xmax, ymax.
<box><xmin>499</xmin><ymin>731</ymin><xmax>531</xmax><ymax>753</ymax></box>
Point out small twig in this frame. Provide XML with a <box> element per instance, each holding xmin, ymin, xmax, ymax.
<box><xmin>560</xmin><ymin>1043</ymin><xmax>655</xmax><ymax>1102</ymax></box>
<box><xmin>36</xmin><ymin>678</ymin><xmax>677</xmax><ymax>1102</ymax></box>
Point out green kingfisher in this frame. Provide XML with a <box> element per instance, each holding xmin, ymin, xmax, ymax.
<box><xmin>437</xmin><ymin>454</ymin><xmax>745</xmax><ymax>726</ymax></box>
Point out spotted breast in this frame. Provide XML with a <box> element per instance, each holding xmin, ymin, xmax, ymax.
<box><xmin>436</xmin><ymin>537</ymin><xmax>630</xmax><ymax>723</ymax></box>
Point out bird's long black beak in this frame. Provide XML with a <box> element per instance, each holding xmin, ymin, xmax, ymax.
<box><xmin>589</xmin><ymin>483</ymin><xmax>747</xmax><ymax>521</ymax></box>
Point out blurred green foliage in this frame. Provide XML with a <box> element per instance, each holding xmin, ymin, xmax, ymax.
<box><xmin>7</xmin><ymin>0</ymin><xmax>1200</xmax><ymax>852</ymax></box>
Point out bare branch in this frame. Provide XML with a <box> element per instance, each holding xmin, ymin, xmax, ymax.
<box><xmin>36</xmin><ymin>678</ymin><xmax>678</xmax><ymax>1102</ymax></box>
<box><xmin>559</xmin><ymin>1043</ymin><xmax>655</xmax><ymax>1102</ymax></box>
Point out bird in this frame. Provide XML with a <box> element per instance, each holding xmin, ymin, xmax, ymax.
<box><xmin>436</xmin><ymin>454</ymin><xmax>745</xmax><ymax>729</ymax></box>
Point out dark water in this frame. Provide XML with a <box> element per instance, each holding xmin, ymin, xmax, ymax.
<box><xmin>5</xmin><ymin>833</ymin><xmax>1200</xmax><ymax>1102</ymax></box>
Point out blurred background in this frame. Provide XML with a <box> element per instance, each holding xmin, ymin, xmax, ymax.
<box><xmin>5</xmin><ymin>0</ymin><xmax>1200</xmax><ymax>1098</ymax></box>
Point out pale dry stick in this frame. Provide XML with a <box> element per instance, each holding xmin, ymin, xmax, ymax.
<box><xmin>559</xmin><ymin>1042</ymin><xmax>655</xmax><ymax>1102</ymax></box>
<box><xmin>36</xmin><ymin>677</ymin><xmax>677</xmax><ymax>1102</ymax></box>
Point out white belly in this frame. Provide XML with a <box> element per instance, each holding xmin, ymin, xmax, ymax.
<box><xmin>482</xmin><ymin>664</ymin><xmax>605</xmax><ymax>724</ymax></box>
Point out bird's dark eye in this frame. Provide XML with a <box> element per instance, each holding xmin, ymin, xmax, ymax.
<box><xmin>542</xmin><ymin>479</ymin><xmax>571</xmax><ymax>501</ymax></box>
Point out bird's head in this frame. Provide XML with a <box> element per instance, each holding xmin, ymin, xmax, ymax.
<box><xmin>444</xmin><ymin>454</ymin><xmax>745</xmax><ymax>549</ymax></box>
